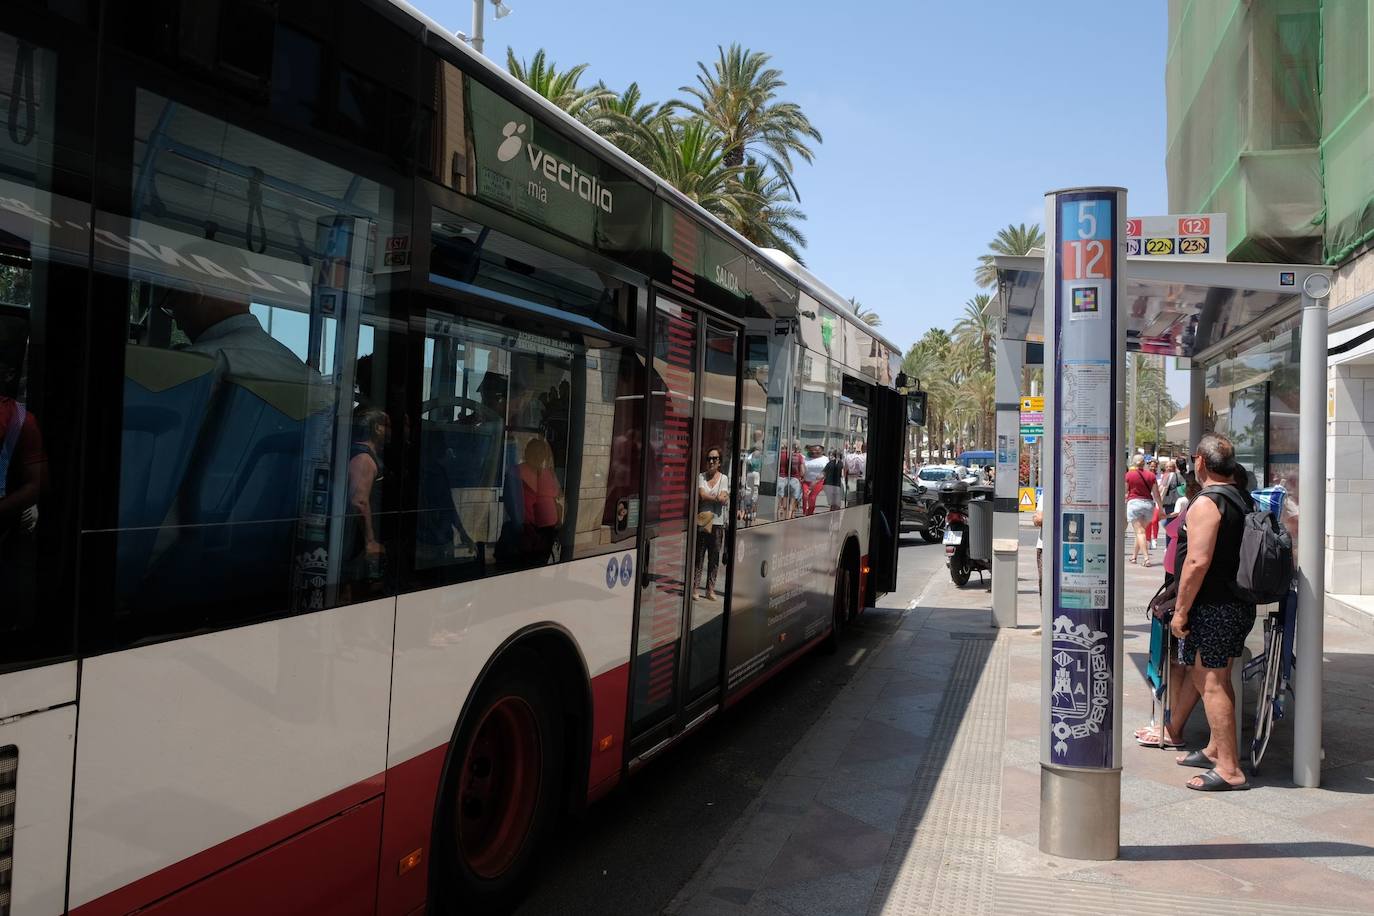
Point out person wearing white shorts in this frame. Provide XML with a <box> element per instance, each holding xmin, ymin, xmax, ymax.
<box><xmin>1125</xmin><ymin>455</ymin><xmax>1161</xmax><ymax>566</ymax></box>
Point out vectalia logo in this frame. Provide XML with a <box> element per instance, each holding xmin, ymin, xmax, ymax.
<box><xmin>496</xmin><ymin>121</ymin><xmax>526</xmax><ymax>162</ymax></box>
<box><xmin>497</xmin><ymin>120</ymin><xmax>613</xmax><ymax>215</ymax></box>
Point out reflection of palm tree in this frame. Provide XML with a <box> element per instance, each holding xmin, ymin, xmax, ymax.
<box><xmin>847</xmin><ymin>296</ymin><xmax>881</xmax><ymax>327</ymax></box>
<box><xmin>975</xmin><ymin>223</ymin><xmax>1045</xmax><ymax>288</ymax></box>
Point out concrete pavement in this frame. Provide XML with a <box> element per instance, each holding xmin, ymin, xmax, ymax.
<box><xmin>669</xmin><ymin>537</ymin><xmax>1374</xmax><ymax>915</ymax></box>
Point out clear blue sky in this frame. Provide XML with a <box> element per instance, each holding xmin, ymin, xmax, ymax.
<box><xmin>420</xmin><ymin>0</ymin><xmax>1169</xmax><ymax>358</ymax></box>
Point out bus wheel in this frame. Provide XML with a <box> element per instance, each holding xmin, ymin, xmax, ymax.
<box><xmin>442</xmin><ymin>655</ymin><xmax>563</xmax><ymax>913</ymax></box>
<box><xmin>823</xmin><ymin>560</ymin><xmax>855</xmax><ymax>654</ymax></box>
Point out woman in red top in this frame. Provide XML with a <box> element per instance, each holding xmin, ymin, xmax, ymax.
<box><xmin>1125</xmin><ymin>455</ymin><xmax>1160</xmax><ymax>566</ymax></box>
<box><xmin>517</xmin><ymin>436</ymin><xmax>563</xmax><ymax>564</ymax></box>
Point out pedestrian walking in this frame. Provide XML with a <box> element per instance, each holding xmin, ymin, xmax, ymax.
<box><xmin>1126</xmin><ymin>455</ymin><xmax>1160</xmax><ymax>567</ymax></box>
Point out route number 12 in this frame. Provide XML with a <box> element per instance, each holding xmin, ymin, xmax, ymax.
<box><xmin>1063</xmin><ymin>240</ymin><xmax>1107</xmax><ymax>279</ymax></box>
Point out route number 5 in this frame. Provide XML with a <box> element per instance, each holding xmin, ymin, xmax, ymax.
<box><xmin>1076</xmin><ymin>202</ymin><xmax>1097</xmax><ymax>239</ymax></box>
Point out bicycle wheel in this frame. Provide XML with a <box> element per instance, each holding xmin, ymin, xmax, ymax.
<box><xmin>1251</xmin><ymin>619</ymin><xmax>1282</xmax><ymax>774</ymax></box>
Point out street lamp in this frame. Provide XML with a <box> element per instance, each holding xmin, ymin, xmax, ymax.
<box><xmin>466</xmin><ymin>0</ymin><xmax>513</xmax><ymax>55</ymax></box>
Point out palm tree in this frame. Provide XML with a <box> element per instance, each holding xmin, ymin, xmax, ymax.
<box><xmin>906</xmin><ymin>329</ymin><xmax>952</xmax><ymax>460</ymax></box>
<box><xmin>640</xmin><ymin>119</ymin><xmax>745</xmax><ymax>223</ymax></box>
<box><xmin>729</xmin><ymin>161</ymin><xmax>808</xmax><ymax>259</ymax></box>
<box><xmin>847</xmin><ymin>296</ymin><xmax>881</xmax><ymax>327</ymax></box>
<box><xmin>584</xmin><ymin>82</ymin><xmax>671</xmax><ymax>165</ymax></box>
<box><xmin>974</xmin><ymin>222</ymin><xmax>1045</xmax><ymax>288</ymax></box>
<box><xmin>953</xmin><ymin>293</ymin><xmax>995</xmax><ymax>371</ymax></box>
<box><xmin>948</xmin><ymin>337</ymin><xmax>982</xmax><ymax>379</ymax></box>
<box><xmin>903</xmin><ymin>342</ymin><xmax>946</xmax><ymax>462</ymax></box>
<box><xmin>968</xmin><ymin>369</ymin><xmax>996</xmax><ymax>449</ymax></box>
<box><xmin>505</xmin><ymin>49</ymin><xmax>611</xmax><ymax>122</ymax></box>
<box><xmin>675</xmin><ymin>44</ymin><xmax>822</xmax><ymax>198</ymax></box>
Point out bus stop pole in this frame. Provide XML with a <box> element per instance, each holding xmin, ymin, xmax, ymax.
<box><xmin>1039</xmin><ymin>187</ymin><xmax>1126</xmax><ymax>860</ymax></box>
<box><xmin>1294</xmin><ymin>283</ymin><xmax>1329</xmax><ymax>787</ymax></box>
<box><xmin>992</xmin><ymin>335</ymin><xmax>1026</xmax><ymax>628</ymax></box>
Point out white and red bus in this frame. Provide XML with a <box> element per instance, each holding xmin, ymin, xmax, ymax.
<box><xmin>0</xmin><ymin>2</ymin><xmax>913</xmax><ymax>913</ymax></box>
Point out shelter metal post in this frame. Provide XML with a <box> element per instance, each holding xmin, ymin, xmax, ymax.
<box><xmin>993</xmin><ymin>336</ymin><xmax>1025</xmax><ymax>628</ymax></box>
<box><xmin>1188</xmin><ymin>362</ymin><xmax>1205</xmax><ymax>451</ymax></box>
<box><xmin>1294</xmin><ymin>288</ymin><xmax>1328</xmax><ymax>787</ymax></box>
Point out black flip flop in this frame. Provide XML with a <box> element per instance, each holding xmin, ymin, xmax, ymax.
<box><xmin>1187</xmin><ymin>768</ymin><xmax>1249</xmax><ymax>791</ymax></box>
<box><xmin>1176</xmin><ymin>749</ymin><xmax>1215</xmax><ymax>769</ymax></box>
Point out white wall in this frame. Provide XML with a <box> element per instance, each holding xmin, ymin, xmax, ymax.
<box><xmin>1326</xmin><ymin>351</ymin><xmax>1374</xmax><ymax>594</ymax></box>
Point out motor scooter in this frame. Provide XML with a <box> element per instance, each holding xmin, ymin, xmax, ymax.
<box><xmin>940</xmin><ymin>478</ymin><xmax>994</xmax><ymax>587</ymax></box>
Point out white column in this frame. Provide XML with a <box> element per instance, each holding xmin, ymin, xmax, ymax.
<box><xmin>992</xmin><ymin>336</ymin><xmax>1026</xmax><ymax>628</ymax></box>
<box><xmin>1294</xmin><ymin>290</ymin><xmax>1328</xmax><ymax>787</ymax></box>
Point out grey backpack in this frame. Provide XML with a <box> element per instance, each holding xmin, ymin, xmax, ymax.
<box><xmin>1201</xmin><ymin>485</ymin><xmax>1293</xmax><ymax>604</ymax></box>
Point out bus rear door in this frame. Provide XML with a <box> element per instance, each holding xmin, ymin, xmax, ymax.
<box><xmin>628</xmin><ymin>296</ymin><xmax>742</xmax><ymax>753</ymax></box>
<box><xmin>866</xmin><ymin>385</ymin><xmax>909</xmax><ymax>594</ymax></box>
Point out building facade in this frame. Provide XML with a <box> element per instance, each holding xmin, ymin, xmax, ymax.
<box><xmin>1167</xmin><ymin>0</ymin><xmax>1374</xmax><ymax>622</ymax></box>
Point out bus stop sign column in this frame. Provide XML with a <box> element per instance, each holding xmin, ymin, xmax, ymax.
<box><xmin>1039</xmin><ymin>187</ymin><xmax>1127</xmax><ymax>860</ymax></box>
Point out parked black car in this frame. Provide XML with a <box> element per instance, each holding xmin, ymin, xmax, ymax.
<box><xmin>901</xmin><ymin>466</ymin><xmax>962</xmax><ymax>543</ymax></box>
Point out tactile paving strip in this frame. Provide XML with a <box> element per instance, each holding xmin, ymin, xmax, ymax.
<box><xmin>867</xmin><ymin>631</ymin><xmax>1009</xmax><ymax>915</ymax></box>
<box><xmin>993</xmin><ymin>874</ymin><xmax>1374</xmax><ymax>915</ymax></box>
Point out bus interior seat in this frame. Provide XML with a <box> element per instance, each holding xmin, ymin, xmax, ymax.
<box><xmin>128</xmin><ymin>370</ymin><xmax>333</xmax><ymax>614</ymax></box>
<box><xmin>116</xmin><ymin>346</ymin><xmax>219</xmax><ymax>598</ymax></box>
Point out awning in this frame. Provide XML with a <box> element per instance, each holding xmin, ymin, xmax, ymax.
<box><xmin>993</xmin><ymin>254</ymin><xmax>1333</xmax><ymax>362</ymax></box>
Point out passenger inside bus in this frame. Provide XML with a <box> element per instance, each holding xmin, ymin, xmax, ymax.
<box><xmin>516</xmin><ymin>436</ymin><xmax>563</xmax><ymax>566</ymax></box>
<box><xmin>345</xmin><ymin>406</ymin><xmax>390</xmax><ymax>586</ymax></box>
<box><xmin>118</xmin><ymin>245</ymin><xmax>336</xmax><ymax>620</ymax></box>
<box><xmin>0</xmin><ymin>309</ymin><xmax>45</xmax><ymax>633</ymax></box>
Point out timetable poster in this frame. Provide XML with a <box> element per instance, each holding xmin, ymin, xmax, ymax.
<box><xmin>1049</xmin><ymin>192</ymin><xmax>1118</xmax><ymax>770</ymax></box>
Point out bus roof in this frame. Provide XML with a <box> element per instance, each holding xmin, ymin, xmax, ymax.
<box><xmin>388</xmin><ymin>0</ymin><xmax>902</xmax><ymax>357</ymax></box>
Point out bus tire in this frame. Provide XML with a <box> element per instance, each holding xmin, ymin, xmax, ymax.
<box><xmin>436</xmin><ymin>650</ymin><xmax>564</xmax><ymax>914</ymax></box>
<box><xmin>823</xmin><ymin>554</ymin><xmax>857</xmax><ymax>654</ymax></box>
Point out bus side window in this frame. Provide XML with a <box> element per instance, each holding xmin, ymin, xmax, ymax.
<box><xmin>99</xmin><ymin>86</ymin><xmax>407</xmax><ymax>645</ymax></box>
<box><xmin>412</xmin><ymin>312</ymin><xmax>643</xmax><ymax>588</ymax></box>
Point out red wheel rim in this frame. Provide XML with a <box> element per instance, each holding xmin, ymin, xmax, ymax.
<box><xmin>456</xmin><ymin>696</ymin><xmax>542</xmax><ymax>879</ymax></box>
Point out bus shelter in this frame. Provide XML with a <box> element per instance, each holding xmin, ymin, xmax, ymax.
<box><xmin>991</xmin><ymin>253</ymin><xmax>1334</xmax><ymax>788</ymax></box>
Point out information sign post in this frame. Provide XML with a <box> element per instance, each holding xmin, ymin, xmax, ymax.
<box><xmin>1039</xmin><ymin>187</ymin><xmax>1126</xmax><ymax>860</ymax></box>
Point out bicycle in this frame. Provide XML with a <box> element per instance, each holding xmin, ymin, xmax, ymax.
<box><xmin>1242</xmin><ymin>585</ymin><xmax>1295</xmax><ymax>774</ymax></box>
<box><xmin>1241</xmin><ymin>485</ymin><xmax>1296</xmax><ymax>776</ymax></box>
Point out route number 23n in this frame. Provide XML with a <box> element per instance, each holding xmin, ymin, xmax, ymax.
<box><xmin>1063</xmin><ymin>202</ymin><xmax>1109</xmax><ymax>280</ymax></box>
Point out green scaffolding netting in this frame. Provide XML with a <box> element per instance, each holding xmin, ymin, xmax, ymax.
<box><xmin>1321</xmin><ymin>0</ymin><xmax>1374</xmax><ymax>262</ymax></box>
<box><xmin>1166</xmin><ymin>0</ymin><xmax>1374</xmax><ymax>265</ymax></box>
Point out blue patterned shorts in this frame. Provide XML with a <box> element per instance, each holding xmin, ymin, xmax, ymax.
<box><xmin>1180</xmin><ymin>602</ymin><xmax>1256</xmax><ymax>669</ymax></box>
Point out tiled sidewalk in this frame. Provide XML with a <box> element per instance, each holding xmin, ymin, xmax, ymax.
<box><xmin>999</xmin><ymin>552</ymin><xmax>1374</xmax><ymax>913</ymax></box>
<box><xmin>669</xmin><ymin>544</ymin><xmax>1374</xmax><ymax>915</ymax></box>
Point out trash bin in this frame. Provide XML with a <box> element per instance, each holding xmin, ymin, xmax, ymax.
<box><xmin>968</xmin><ymin>497</ymin><xmax>993</xmax><ymax>563</ymax></box>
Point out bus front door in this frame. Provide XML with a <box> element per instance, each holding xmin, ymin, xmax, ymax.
<box><xmin>629</xmin><ymin>298</ymin><xmax>742</xmax><ymax>751</ymax></box>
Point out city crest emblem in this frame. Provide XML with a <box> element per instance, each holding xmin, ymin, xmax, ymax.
<box><xmin>1049</xmin><ymin>615</ymin><xmax>1110</xmax><ymax>757</ymax></box>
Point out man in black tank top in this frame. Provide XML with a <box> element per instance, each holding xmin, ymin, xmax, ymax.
<box><xmin>1170</xmin><ymin>433</ymin><xmax>1255</xmax><ymax>791</ymax></box>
